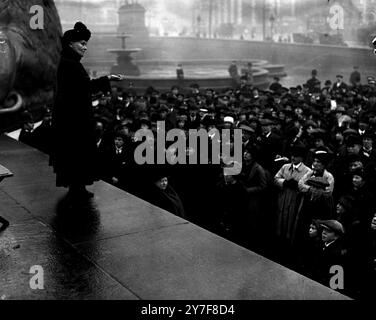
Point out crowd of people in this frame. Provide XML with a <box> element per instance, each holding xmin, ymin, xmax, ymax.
<box><xmin>19</xmin><ymin>68</ymin><xmax>376</xmax><ymax>299</ymax></box>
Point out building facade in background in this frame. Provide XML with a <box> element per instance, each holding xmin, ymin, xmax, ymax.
<box><xmin>55</xmin><ymin>0</ymin><xmax>122</xmax><ymax>32</ymax></box>
<box><xmin>54</xmin><ymin>0</ymin><xmax>376</xmax><ymax>44</ymax></box>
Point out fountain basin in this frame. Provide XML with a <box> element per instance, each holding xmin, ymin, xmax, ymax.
<box><xmin>83</xmin><ymin>58</ymin><xmax>285</xmax><ymax>93</ymax></box>
<box><xmin>108</xmin><ymin>48</ymin><xmax>142</xmax><ymax>76</ymax></box>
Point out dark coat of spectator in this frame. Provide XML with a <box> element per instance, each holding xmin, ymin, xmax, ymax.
<box><xmin>101</xmin><ymin>133</ymin><xmax>135</xmax><ymax>190</ymax></box>
<box><xmin>257</xmin><ymin>119</ymin><xmax>282</xmax><ymax>172</ymax></box>
<box><xmin>237</xmin><ymin>145</ymin><xmax>268</xmax><ymax>249</ymax></box>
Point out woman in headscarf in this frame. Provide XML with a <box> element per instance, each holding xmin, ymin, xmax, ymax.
<box><xmin>50</xmin><ymin>22</ymin><xmax>124</xmax><ymax>201</ymax></box>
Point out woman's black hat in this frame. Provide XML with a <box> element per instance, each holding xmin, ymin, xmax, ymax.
<box><xmin>313</xmin><ymin>147</ymin><xmax>332</xmax><ymax>166</ymax></box>
<box><xmin>290</xmin><ymin>142</ymin><xmax>307</xmax><ymax>158</ymax></box>
<box><xmin>62</xmin><ymin>22</ymin><xmax>91</xmax><ymax>44</ymax></box>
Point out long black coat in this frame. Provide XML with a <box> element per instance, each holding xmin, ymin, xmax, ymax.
<box><xmin>145</xmin><ymin>183</ymin><xmax>186</xmax><ymax>219</ymax></box>
<box><xmin>50</xmin><ymin>48</ymin><xmax>111</xmax><ymax>187</ymax></box>
<box><xmin>257</xmin><ymin>132</ymin><xmax>282</xmax><ymax>172</ymax></box>
<box><xmin>100</xmin><ymin>142</ymin><xmax>135</xmax><ymax>191</ymax></box>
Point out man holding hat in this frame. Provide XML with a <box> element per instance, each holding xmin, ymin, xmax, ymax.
<box><xmin>50</xmin><ymin>22</ymin><xmax>125</xmax><ymax>202</ymax></box>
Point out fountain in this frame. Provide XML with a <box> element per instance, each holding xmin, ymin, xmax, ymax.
<box><xmin>83</xmin><ymin>1</ymin><xmax>286</xmax><ymax>93</ymax></box>
<box><xmin>107</xmin><ymin>33</ymin><xmax>141</xmax><ymax>76</ymax></box>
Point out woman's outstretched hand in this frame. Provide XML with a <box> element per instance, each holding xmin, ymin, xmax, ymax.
<box><xmin>108</xmin><ymin>74</ymin><xmax>126</xmax><ymax>81</ymax></box>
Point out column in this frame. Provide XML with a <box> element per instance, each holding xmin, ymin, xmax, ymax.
<box><xmin>215</xmin><ymin>1</ymin><xmax>220</xmax><ymax>31</ymax></box>
<box><xmin>251</xmin><ymin>0</ymin><xmax>256</xmax><ymax>25</ymax></box>
<box><xmin>193</xmin><ymin>0</ymin><xmax>200</xmax><ymax>36</ymax></box>
<box><xmin>291</xmin><ymin>0</ymin><xmax>295</xmax><ymax>17</ymax></box>
<box><xmin>192</xmin><ymin>1</ymin><xmax>196</xmax><ymax>35</ymax></box>
<box><xmin>223</xmin><ymin>0</ymin><xmax>228</xmax><ymax>23</ymax></box>
<box><xmin>215</xmin><ymin>1</ymin><xmax>219</xmax><ymax>27</ymax></box>
<box><xmin>237</xmin><ymin>0</ymin><xmax>242</xmax><ymax>25</ymax></box>
<box><xmin>362</xmin><ymin>0</ymin><xmax>367</xmax><ymax>24</ymax></box>
<box><xmin>276</xmin><ymin>0</ymin><xmax>280</xmax><ymax>16</ymax></box>
<box><xmin>230</xmin><ymin>0</ymin><xmax>235</xmax><ymax>24</ymax></box>
<box><xmin>219</xmin><ymin>0</ymin><xmax>224</xmax><ymax>25</ymax></box>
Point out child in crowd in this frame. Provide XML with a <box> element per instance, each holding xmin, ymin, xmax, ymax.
<box><xmin>298</xmin><ymin>219</ymin><xmax>323</xmax><ymax>279</ymax></box>
<box><xmin>316</xmin><ymin>220</ymin><xmax>346</xmax><ymax>289</ymax></box>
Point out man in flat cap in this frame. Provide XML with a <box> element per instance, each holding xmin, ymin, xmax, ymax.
<box><xmin>321</xmin><ymin>219</ymin><xmax>345</xmax><ymax>241</ymax></box>
<box><xmin>316</xmin><ymin>219</ymin><xmax>346</xmax><ymax>288</ymax></box>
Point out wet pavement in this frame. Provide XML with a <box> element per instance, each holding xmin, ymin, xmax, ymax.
<box><xmin>0</xmin><ymin>135</ymin><xmax>349</xmax><ymax>300</ymax></box>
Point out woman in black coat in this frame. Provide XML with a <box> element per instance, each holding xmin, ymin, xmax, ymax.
<box><xmin>237</xmin><ymin>144</ymin><xmax>268</xmax><ymax>251</ymax></box>
<box><xmin>145</xmin><ymin>169</ymin><xmax>186</xmax><ymax>219</ymax></box>
<box><xmin>50</xmin><ymin>22</ymin><xmax>124</xmax><ymax>200</ymax></box>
